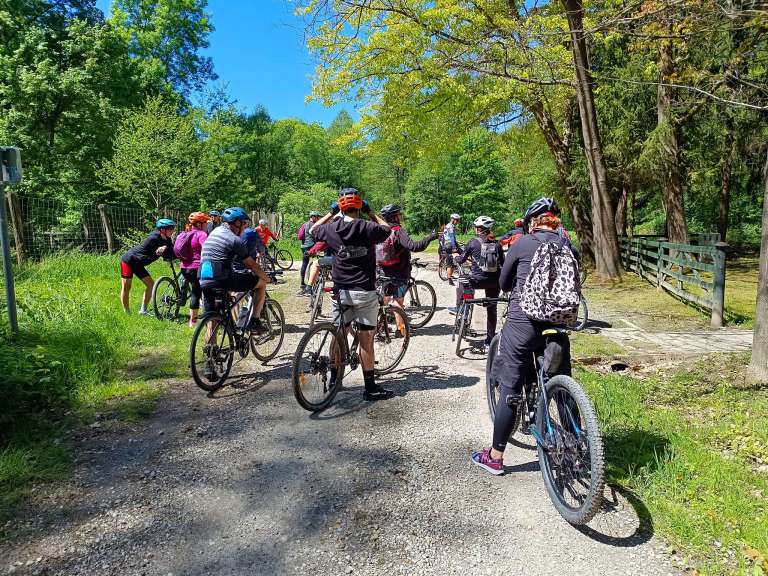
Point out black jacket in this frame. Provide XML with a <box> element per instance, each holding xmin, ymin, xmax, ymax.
<box><xmin>456</xmin><ymin>235</ymin><xmax>504</xmax><ymax>284</ymax></box>
<box><xmin>377</xmin><ymin>227</ymin><xmax>436</xmax><ymax>279</ymax></box>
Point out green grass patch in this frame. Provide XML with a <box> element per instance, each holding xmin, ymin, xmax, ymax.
<box><xmin>580</xmin><ymin>353</ymin><xmax>768</xmax><ymax>574</ymax></box>
<box><xmin>0</xmin><ymin>252</ymin><xmax>191</xmax><ymax>524</ymax></box>
<box><xmin>569</xmin><ymin>331</ymin><xmax>625</xmax><ymax>358</ymax></box>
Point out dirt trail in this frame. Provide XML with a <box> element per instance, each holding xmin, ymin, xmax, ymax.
<box><xmin>1</xmin><ymin>262</ymin><xmax>679</xmax><ymax>576</ymax></box>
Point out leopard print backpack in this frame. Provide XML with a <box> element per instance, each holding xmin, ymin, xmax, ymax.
<box><xmin>519</xmin><ymin>238</ymin><xmax>581</xmax><ymax>325</ymax></box>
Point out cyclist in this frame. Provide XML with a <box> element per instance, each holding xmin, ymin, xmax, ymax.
<box><xmin>471</xmin><ymin>197</ymin><xmax>573</xmax><ymax>475</ymax></box>
<box><xmin>440</xmin><ymin>213</ymin><xmax>462</xmax><ymax>285</ymax></box>
<box><xmin>199</xmin><ymin>207</ymin><xmax>271</xmax><ymax>334</ymax></box>
<box><xmin>297</xmin><ymin>211</ymin><xmax>321</xmax><ymax>296</ymax></box>
<box><xmin>376</xmin><ymin>204</ymin><xmax>438</xmax><ymax>330</ymax></box>
<box><xmin>175</xmin><ymin>212</ymin><xmax>210</xmax><ymax>328</ymax></box>
<box><xmin>311</xmin><ymin>188</ymin><xmax>393</xmax><ymax>401</ymax></box>
<box><xmin>206</xmin><ymin>210</ymin><xmax>222</xmax><ymax>234</ymax></box>
<box><xmin>500</xmin><ymin>218</ymin><xmax>525</xmax><ymax>248</ymax></box>
<box><xmin>448</xmin><ymin>216</ymin><xmax>504</xmax><ymax>353</ymax></box>
<box><xmin>255</xmin><ymin>218</ymin><xmax>279</xmax><ymax>247</ymax></box>
<box><xmin>120</xmin><ymin>218</ymin><xmax>176</xmax><ymax>315</ymax></box>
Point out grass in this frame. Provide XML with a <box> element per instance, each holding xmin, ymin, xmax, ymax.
<box><xmin>580</xmin><ymin>353</ymin><xmax>768</xmax><ymax>575</ymax></box>
<box><xmin>0</xmin><ymin>252</ymin><xmax>192</xmax><ymax>526</ymax></box>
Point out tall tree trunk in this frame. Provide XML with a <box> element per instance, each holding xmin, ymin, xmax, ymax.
<box><xmin>719</xmin><ymin>119</ymin><xmax>737</xmax><ymax>242</ymax></box>
<box><xmin>657</xmin><ymin>39</ymin><xmax>689</xmax><ymax>243</ymax></box>
<box><xmin>746</xmin><ymin>148</ymin><xmax>768</xmax><ymax>384</ymax></box>
<box><xmin>615</xmin><ymin>176</ymin><xmax>631</xmax><ymax>236</ymax></box>
<box><xmin>530</xmin><ymin>100</ymin><xmax>595</xmax><ymax>263</ymax></box>
<box><xmin>562</xmin><ymin>0</ymin><xmax>621</xmax><ymax>280</ymax></box>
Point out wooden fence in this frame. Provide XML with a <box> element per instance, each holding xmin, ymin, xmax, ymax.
<box><xmin>619</xmin><ymin>234</ymin><xmax>728</xmax><ymax>328</ymax></box>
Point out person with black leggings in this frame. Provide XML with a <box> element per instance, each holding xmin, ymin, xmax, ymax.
<box><xmin>471</xmin><ymin>198</ymin><xmax>574</xmax><ymax>475</ymax></box>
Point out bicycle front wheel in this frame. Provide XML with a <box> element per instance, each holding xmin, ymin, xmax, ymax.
<box><xmin>292</xmin><ymin>322</ymin><xmax>345</xmax><ymax>411</ymax></box>
<box><xmin>275</xmin><ymin>249</ymin><xmax>293</xmax><ymax>270</ymax></box>
<box><xmin>404</xmin><ymin>280</ymin><xmax>437</xmax><ymax>329</ymax></box>
<box><xmin>151</xmin><ymin>276</ymin><xmax>181</xmax><ymax>320</ymax></box>
<box><xmin>251</xmin><ymin>299</ymin><xmax>285</xmax><ymax>362</ymax></box>
<box><xmin>374</xmin><ymin>305</ymin><xmax>410</xmax><ymax>375</ymax></box>
<box><xmin>535</xmin><ymin>375</ymin><xmax>605</xmax><ymax>525</ymax></box>
<box><xmin>190</xmin><ymin>313</ymin><xmax>234</xmax><ymax>392</ymax></box>
<box><xmin>308</xmin><ymin>284</ymin><xmax>325</xmax><ymax>327</ymax></box>
<box><xmin>455</xmin><ymin>304</ymin><xmax>473</xmax><ymax>357</ymax></box>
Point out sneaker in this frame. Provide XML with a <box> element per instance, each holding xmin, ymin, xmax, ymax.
<box><xmin>447</xmin><ymin>306</ymin><xmax>458</xmax><ymax>315</ymax></box>
<box><xmin>247</xmin><ymin>318</ymin><xmax>268</xmax><ymax>335</ymax></box>
<box><xmin>138</xmin><ymin>309</ymin><xmax>149</xmax><ymax>316</ymax></box>
<box><xmin>471</xmin><ymin>448</ymin><xmax>504</xmax><ymax>476</ymax></box>
<box><xmin>363</xmin><ymin>385</ymin><xmax>394</xmax><ymax>401</ymax></box>
<box><xmin>296</xmin><ymin>287</ymin><xmax>309</xmax><ymax>297</ymax></box>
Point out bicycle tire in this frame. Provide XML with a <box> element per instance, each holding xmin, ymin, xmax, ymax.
<box><xmin>275</xmin><ymin>249</ymin><xmax>294</xmax><ymax>270</ymax></box>
<box><xmin>438</xmin><ymin>257</ymin><xmax>449</xmax><ymax>281</ymax></box>
<box><xmin>250</xmin><ymin>299</ymin><xmax>285</xmax><ymax>362</ymax></box>
<box><xmin>404</xmin><ymin>280</ymin><xmax>437</xmax><ymax>329</ymax></box>
<box><xmin>309</xmin><ymin>283</ymin><xmax>324</xmax><ymax>327</ymax></box>
<box><xmin>535</xmin><ymin>375</ymin><xmax>605</xmax><ymax>525</ymax></box>
<box><xmin>190</xmin><ymin>313</ymin><xmax>234</xmax><ymax>392</ymax></box>
<box><xmin>151</xmin><ymin>276</ymin><xmax>181</xmax><ymax>320</ymax></box>
<box><xmin>373</xmin><ymin>305</ymin><xmax>410</xmax><ymax>375</ymax></box>
<box><xmin>455</xmin><ymin>304</ymin><xmax>473</xmax><ymax>357</ymax></box>
<box><xmin>567</xmin><ymin>298</ymin><xmax>589</xmax><ymax>332</ymax></box>
<box><xmin>292</xmin><ymin>321</ymin><xmax>345</xmax><ymax>412</ymax></box>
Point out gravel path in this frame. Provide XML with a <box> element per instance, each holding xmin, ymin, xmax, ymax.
<box><xmin>1</xmin><ymin>261</ymin><xmax>680</xmax><ymax>576</ymax></box>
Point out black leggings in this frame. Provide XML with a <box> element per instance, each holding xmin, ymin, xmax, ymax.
<box><xmin>300</xmin><ymin>250</ymin><xmax>311</xmax><ymax>287</ymax></box>
<box><xmin>180</xmin><ymin>268</ymin><xmax>202</xmax><ymax>310</ymax></box>
<box><xmin>455</xmin><ymin>280</ymin><xmax>500</xmax><ymax>344</ymax></box>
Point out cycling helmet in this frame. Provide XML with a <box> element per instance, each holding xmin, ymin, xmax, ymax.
<box><xmin>450</xmin><ymin>213</ymin><xmax>461</xmax><ymax>220</ymax></box>
<box><xmin>208</xmin><ymin>210</ymin><xmax>221</xmax><ymax>217</ymax></box>
<box><xmin>188</xmin><ymin>211</ymin><xmax>210</xmax><ymax>224</ymax></box>
<box><xmin>221</xmin><ymin>207</ymin><xmax>250</xmax><ymax>223</ymax></box>
<box><xmin>524</xmin><ymin>197</ymin><xmax>560</xmax><ymax>227</ymax></box>
<box><xmin>155</xmin><ymin>218</ymin><xmax>175</xmax><ymax>229</ymax></box>
<box><xmin>338</xmin><ymin>187</ymin><xmax>363</xmax><ymax>211</ymax></box>
<box><xmin>380</xmin><ymin>203</ymin><xmax>401</xmax><ymax>220</ymax></box>
<box><xmin>258</xmin><ymin>218</ymin><xmax>267</xmax><ymax>226</ymax></box>
<box><xmin>473</xmin><ymin>215</ymin><xmax>495</xmax><ymax>230</ymax></box>
<box><xmin>309</xmin><ymin>210</ymin><xmax>321</xmax><ymax>218</ymax></box>
<box><xmin>514</xmin><ymin>218</ymin><xmax>524</xmax><ymax>227</ymax></box>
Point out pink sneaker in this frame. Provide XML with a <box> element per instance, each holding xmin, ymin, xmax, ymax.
<box><xmin>471</xmin><ymin>448</ymin><xmax>504</xmax><ymax>475</ymax></box>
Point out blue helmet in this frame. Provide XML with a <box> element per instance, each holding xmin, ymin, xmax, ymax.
<box><xmin>155</xmin><ymin>218</ymin><xmax>175</xmax><ymax>229</ymax></box>
<box><xmin>221</xmin><ymin>207</ymin><xmax>250</xmax><ymax>223</ymax></box>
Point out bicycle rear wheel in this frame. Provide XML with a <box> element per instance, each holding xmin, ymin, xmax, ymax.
<box><xmin>308</xmin><ymin>283</ymin><xmax>325</xmax><ymax>326</ymax></box>
<box><xmin>567</xmin><ymin>298</ymin><xmax>589</xmax><ymax>331</ymax></box>
<box><xmin>438</xmin><ymin>257</ymin><xmax>449</xmax><ymax>281</ymax></box>
<box><xmin>251</xmin><ymin>299</ymin><xmax>285</xmax><ymax>362</ymax></box>
<box><xmin>404</xmin><ymin>280</ymin><xmax>436</xmax><ymax>329</ymax></box>
<box><xmin>535</xmin><ymin>375</ymin><xmax>605</xmax><ymax>525</ymax></box>
<box><xmin>275</xmin><ymin>249</ymin><xmax>293</xmax><ymax>270</ymax></box>
<box><xmin>151</xmin><ymin>276</ymin><xmax>181</xmax><ymax>320</ymax></box>
<box><xmin>293</xmin><ymin>322</ymin><xmax>345</xmax><ymax>411</ymax></box>
<box><xmin>373</xmin><ymin>305</ymin><xmax>410</xmax><ymax>375</ymax></box>
<box><xmin>455</xmin><ymin>304</ymin><xmax>473</xmax><ymax>357</ymax></box>
<box><xmin>190</xmin><ymin>313</ymin><xmax>234</xmax><ymax>392</ymax></box>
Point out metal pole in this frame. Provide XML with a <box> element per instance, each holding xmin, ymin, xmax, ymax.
<box><xmin>0</xmin><ymin>182</ymin><xmax>19</xmax><ymax>334</ymax></box>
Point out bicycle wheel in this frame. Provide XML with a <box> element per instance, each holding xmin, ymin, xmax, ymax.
<box><xmin>292</xmin><ymin>321</ymin><xmax>345</xmax><ymax>411</ymax></box>
<box><xmin>486</xmin><ymin>334</ymin><xmax>502</xmax><ymax>422</ymax></box>
<box><xmin>438</xmin><ymin>257</ymin><xmax>449</xmax><ymax>281</ymax></box>
<box><xmin>190</xmin><ymin>313</ymin><xmax>234</xmax><ymax>392</ymax></box>
<box><xmin>373</xmin><ymin>305</ymin><xmax>410</xmax><ymax>375</ymax></box>
<box><xmin>151</xmin><ymin>276</ymin><xmax>181</xmax><ymax>320</ymax></box>
<box><xmin>567</xmin><ymin>298</ymin><xmax>589</xmax><ymax>331</ymax></box>
<box><xmin>535</xmin><ymin>375</ymin><xmax>605</xmax><ymax>525</ymax></box>
<box><xmin>309</xmin><ymin>284</ymin><xmax>325</xmax><ymax>327</ymax></box>
<box><xmin>250</xmin><ymin>299</ymin><xmax>285</xmax><ymax>362</ymax></box>
<box><xmin>455</xmin><ymin>304</ymin><xmax>473</xmax><ymax>357</ymax></box>
<box><xmin>275</xmin><ymin>249</ymin><xmax>294</xmax><ymax>270</ymax></box>
<box><xmin>404</xmin><ymin>280</ymin><xmax>437</xmax><ymax>329</ymax></box>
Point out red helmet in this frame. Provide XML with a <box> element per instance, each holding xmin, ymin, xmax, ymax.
<box><xmin>338</xmin><ymin>188</ymin><xmax>363</xmax><ymax>211</ymax></box>
<box><xmin>189</xmin><ymin>211</ymin><xmax>211</xmax><ymax>224</ymax></box>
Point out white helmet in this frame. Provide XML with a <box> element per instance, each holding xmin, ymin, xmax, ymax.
<box><xmin>473</xmin><ymin>215</ymin><xmax>495</xmax><ymax>230</ymax></box>
<box><xmin>450</xmin><ymin>213</ymin><xmax>461</xmax><ymax>220</ymax></box>
<box><xmin>258</xmin><ymin>218</ymin><xmax>267</xmax><ymax>226</ymax></box>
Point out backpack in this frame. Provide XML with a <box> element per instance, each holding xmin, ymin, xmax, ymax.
<box><xmin>478</xmin><ymin>239</ymin><xmax>500</xmax><ymax>273</ymax></box>
<box><xmin>174</xmin><ymin>230</ymin><xmax>195</xmax><ymax>262</ymax></box>
<box><xmin>376</xmin><ymin>226</ymin><xmax>403</xmax><ymax>267</ymax></box>
<box><xmin>519</xmin><ymin>238</ymin><xmax>581</xmax><ymax>324</ymax></box>
<box><xmin>300</xmin><ymin>222</ymin><xmax>315</xmax><ymax>249</ymax></box>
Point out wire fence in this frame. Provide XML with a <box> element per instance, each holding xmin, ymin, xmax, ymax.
<box><xmin>2</xmin><ymin>193</ymin><xmax>281</xmax><ymax>263</ymax></box>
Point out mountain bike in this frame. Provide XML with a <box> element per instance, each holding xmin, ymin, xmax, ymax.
<box><xmin>292</xmin><ymin>290</ymin><xmax>411</xmax><ymax>411</ymax></box>
<box><xmin>267</xmin><ymin>243</ymin><xmax>294</xmax><ymax>270</ymax></box>
<box><xmin>308</xmin><ymin>258</ymin><xmax>333</xmax><ymax>327</ymax></box>
<box><xmin>189</xmin><ymin>271</ymin><xmax>285</xmax><ymax>392</ymax></box>
<box><xmin>438</xmin><ymin>244</ymin><xmax>466</xmax><ymax>281</ymax></box>
<box><xmin>452</xmin><ymin>279</ymin><xmax>505</xmax><ymax>356</ymax></box>
<box><xmin>379</xmin><ymin>259</ymin><xmax>437</xmax><ymax>330</ymax></box>
<box><xmin>485</xmin><ymin>329</ymin><xmax>605</xmax><ymax>525</ymax></box>
<box><xmin>151</xmin><ymin>259</ymin><xmax>189</xmax><ymax>320</ymax></box>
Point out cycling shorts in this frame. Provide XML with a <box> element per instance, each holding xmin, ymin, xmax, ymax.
<box><xmin>377</xmin><ymin>277</ymin><xmax>408</xmax><ymax>299</ymax></box>
<box><xmin>120</xmin><ymin>258</ymin><xmax>149</xmax><ymax>280</ymax></box>
<box><xmin>201</xmin><ymin>272</ymin><xmax>261</xmax><ymax>313</ymax></box>
<box><xmin>331</xmin><ymin>289</ymin><xmax>379</xmax><ymax>330</ymax></box>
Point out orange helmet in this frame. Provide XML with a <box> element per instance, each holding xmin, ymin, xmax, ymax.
<box><xmin>188</xmin><ymin>211</ymin><xmax>211</xmax><ymax>224</ymax></box>
<box><xmin>338</xmin><ymin>187</ymin><xmax>363</xmax><ymax>211</ymax></box>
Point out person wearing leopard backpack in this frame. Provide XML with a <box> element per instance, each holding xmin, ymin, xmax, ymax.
<box><xmin>470</xmin><ymin>197</ymin><xmax>581</xmax><ymax>476</ymax></box>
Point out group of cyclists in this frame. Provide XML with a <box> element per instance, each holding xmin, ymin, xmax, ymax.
<box><xmin>119</xmin><ymin>187</ymin><xmax>578</xmax><ymax>478</ymax></box>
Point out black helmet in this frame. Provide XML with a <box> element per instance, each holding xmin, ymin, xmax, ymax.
<box><xmin>380</xmin><ymin>203</ymin><xmax>401</xmax><ymax>220</ymax></box>
<box><xmin>523</xmin><ymin>197</ymin><xmax>560</xmax><ymax>227</ymax></box>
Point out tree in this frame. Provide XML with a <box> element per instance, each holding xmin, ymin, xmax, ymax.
<box><xmin>747</xmin><ymin>149</ymin><xmax>768</xmax><ymax>384</ymax></box>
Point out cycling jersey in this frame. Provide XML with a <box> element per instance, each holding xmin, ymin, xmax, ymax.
<box><xmin>199</xmin><ymin>225</ymin><xmax>250</xmax><ymax>283</ymax></box>
<box><xmin>441</xmin><ymin>222</ymin><xmax>459</xmax><ymax>251</ymax></box>
<box><xmin>232</xmin><ymin>228</ymin><xmax>266</xmax><ymax>273</ymax></box>
<box><xmin>121</xmin><ymin>230</ymin><xmax>174</xmax><ymax>267</ymax></box>
<box><xmin>456</xmin><ymin>236</ymin><xmax>504</xmax><ymax>283</ymax></box>
<box><xmin>376</xmin><ymin>227</ymin><xmax>435</xmax><ymax>280</ymax></box>
<box><xmin>255</xmin><ymin>225</ymin><xmax>278</xmax><ymax>246</ymax></box>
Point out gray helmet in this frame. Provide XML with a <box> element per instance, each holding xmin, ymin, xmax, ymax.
<box><xmin>473</xmin><ymin>215</ymin><xmax>495</xmax><ymax>230</ymax></box>
<box><xmin>258</xmin><ymin>218</ymin><xmax>267</xmax><ymax>226</ymax></box>
<box><xmin>380</xmin><ymin>203</ymin><xmax>401</xmax><ymax>220</ymax></box>
<box><xmin>450</xmin><ymin>213</ymin><xmax>461</xmax><ymax>220</ymax></box>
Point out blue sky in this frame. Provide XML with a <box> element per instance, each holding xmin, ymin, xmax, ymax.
<box><xmin>96</xmin><ymin>0</ymin><xmax>355</xmax><ymax>126</ymax></box>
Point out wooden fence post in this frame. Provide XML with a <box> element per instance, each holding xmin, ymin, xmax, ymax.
<box><xmin>656</xmin><ymin>242</ymin><xmax>663</xmax><ymax>289</ymax></box>
<box><xmin>98</xmin><ymin>204</ymin><xmax>115</xmax><ymax>254</ymax></box>
<box><xmin>711</xmin><ymin>242</ymin><xmax>728</xmax><ymax>328</ymax></box>
<box><xmin>6</xmin><ymin>191</ymin><xmax>25</xmax><ymax>264</ymax></box>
